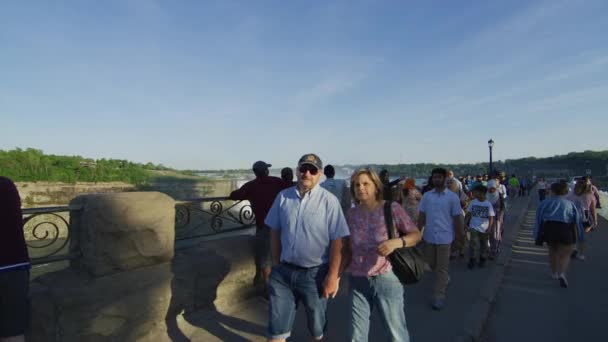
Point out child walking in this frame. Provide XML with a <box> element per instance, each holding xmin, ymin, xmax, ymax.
<box><xmin>466</xmin><ymin>185</ymin><xmax>495</xmax><ymax>269</ymax></box>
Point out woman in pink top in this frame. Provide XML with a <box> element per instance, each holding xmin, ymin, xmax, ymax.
<box><xmin>567</xmin><ymin>177</ymin><xmax>597</xmax><ymax>261</ymax></box>
<box><xmin>345</xmin><ymin>169</ymin><xmax>421</xmax><ymax>342</ymax></box>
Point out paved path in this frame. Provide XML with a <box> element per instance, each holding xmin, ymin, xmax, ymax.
<box><xmin>483</xmin><ymin>199</ymin><xmax>608</xmax><ymax>341</ymax></box>
<box><xmin>171</xmin><ymin>197</ymin><xmax>531</xmax><ymax>342</ymax></box>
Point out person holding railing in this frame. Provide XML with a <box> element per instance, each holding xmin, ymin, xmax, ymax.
<box><xmin>0</xmin><ymin>176</ymin><xmax>30</xmax><ymax>342</ymax></box>
<box><xmin>229</xmin><ymin>161</ymin><xmax>285</xmax><ymax>294</ymax></box>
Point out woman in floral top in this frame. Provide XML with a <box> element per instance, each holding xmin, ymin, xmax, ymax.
<box><xmin>345</xmin><ymin>169</ymin><xmax>421</xmax><ymax>342</ymax></box>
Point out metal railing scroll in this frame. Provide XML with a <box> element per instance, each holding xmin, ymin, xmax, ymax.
<box><xmin>175</xmin><ymin>196</ymin><xmax>256</xmax><ymax>240</ymax></box>
<box><xmin>22</xmin><ymin>206</ymin><xmax>81</xmax><ymax>265</ymax></box>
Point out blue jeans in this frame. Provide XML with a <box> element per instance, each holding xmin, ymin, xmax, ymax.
<box><xmin>349</xmin><ymin>270</ymin><xmax>410</xmax><ymax>342</ymax></box>
<box><xmin>268</xmin><ymin>263</ymin><xmax>329</xmax><ymax>340</ymax></box>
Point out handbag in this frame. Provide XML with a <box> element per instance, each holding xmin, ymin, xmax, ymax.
<box><xmin>383</xmin><ymin>202</ymin><xmax>425</xmax><ymax>285</ymax></box>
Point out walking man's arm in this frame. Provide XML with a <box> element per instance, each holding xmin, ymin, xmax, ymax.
<box><xmin>323</xmin><ymin>237</ymin><xmax>343</xmax><ymax>299</ymax></box>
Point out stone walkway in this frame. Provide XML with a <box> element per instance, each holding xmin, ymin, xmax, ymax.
<box><xmin>483</xmin><ymin>199</ymin><xmax>608</xmax><ymax>341</ymax></box>
<box><xmin>167</xmin><ymin>197</ymin><xmax>531</xmax><ymax>342</ymax></box>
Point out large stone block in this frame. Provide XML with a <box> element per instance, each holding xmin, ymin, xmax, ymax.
<box><xmin>28</xmin><ymin>236</ymin><xmax>259</xmax><ymax>342</ymax></box>
<box><xmin>69</xmin><ymin>192</ymin><xmax>175</xmax><ymax>276</ymax></box>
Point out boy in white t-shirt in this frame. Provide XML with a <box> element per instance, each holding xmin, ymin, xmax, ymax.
<box><xmin>465</xmin><ymin>185</ymin><xmax>495</xmax><ymax>269</ymax></box>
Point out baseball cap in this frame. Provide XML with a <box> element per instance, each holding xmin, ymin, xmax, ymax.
<box><xmin>252</xmin><ymin>161</ymin><xmax>271</xmax><ymax>171</ymax></box>
<box><xmin>297</xmin><ymin>153</ymin><xmax>323</xmax><ymax>170</ymax></box>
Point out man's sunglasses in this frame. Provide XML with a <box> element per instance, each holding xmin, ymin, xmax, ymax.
<box><xmin>299</xmin><ymin>165</ymin><xmax>319</xmax><ymax>175</ymax></box>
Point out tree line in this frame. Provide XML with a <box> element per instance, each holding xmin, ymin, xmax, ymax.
<box><xmin>0</xmin><ymin>148</ymin><xmax>192</xmax><ymax>184</ymax></box>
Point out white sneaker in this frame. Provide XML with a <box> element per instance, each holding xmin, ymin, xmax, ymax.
<box><xmin>576</xmin><ymin>254</ymin><xmax>586</xmax><ymax>261</ymax></box>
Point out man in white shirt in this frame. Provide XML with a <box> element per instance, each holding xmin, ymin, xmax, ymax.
<box><xmin>320</xmin><ymin>165</ymin><xmax>351</xmax><ymax>212</ymax></box>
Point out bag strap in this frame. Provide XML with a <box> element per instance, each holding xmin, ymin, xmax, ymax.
<box><xmin>384</xmin><ymin>201</ymin><xmax>396</xmax><ymax>239</ymax></box>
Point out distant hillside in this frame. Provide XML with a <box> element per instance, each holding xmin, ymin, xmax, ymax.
<box><xmin>0</xmin><ymin>148</ymin><xmax>204</xmax><ymax>185</ymax></box>
<box><xmin>360</xmin><ymin>150</ymin><xmax>606</xmax><ymax>178</ymax></box>
<box><xmin>356</xmin><ymin>150</ymin><xmax>608</xmax><ymax>188</ymax></box>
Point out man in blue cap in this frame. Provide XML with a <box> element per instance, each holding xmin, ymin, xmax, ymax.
<box><xmin>265</xmin><ymin>153</ymin><xmax>350</xmax><ymax>342</ymax></box>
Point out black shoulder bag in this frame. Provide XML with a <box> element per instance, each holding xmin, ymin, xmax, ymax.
<box><xmin>384</xmin><ymin>202</ymin><xmax>425</xmax><ymax>285</ymax></box>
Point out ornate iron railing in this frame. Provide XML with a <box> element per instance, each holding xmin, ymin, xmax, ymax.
<box><xmin>23</xmin><ymin>196</ymin><xmax>256</xmax><ymax>265</ymax></box>
<box><xmin>175</xmin><ymin>196</ymin><xmax>256</xmax><ymax>240</ymax></box>
<box><xmin>22</xmin><ymin>206</ymin><xmax>81</xmax><ymax>265</ymax></box>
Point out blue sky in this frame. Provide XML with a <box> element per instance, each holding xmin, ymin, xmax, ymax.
<box><xmin>1</xmin><ymin>0</ymin><xmax>607</xmax><ymax>170</ymax></box>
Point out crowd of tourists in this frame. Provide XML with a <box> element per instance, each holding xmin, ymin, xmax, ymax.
<box><xmin>1</xmin><ymin>154</ymin><xmax>603</xmax><ymax>342</ymax></box>
<box><xmin>225</xmin><ymin>154</ymin><xmax>531</xmax><ymax>342</ymax></box>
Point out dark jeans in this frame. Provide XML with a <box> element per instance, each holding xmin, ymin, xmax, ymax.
<box><xmin>267</xmin><ymin>263</ymin><xmax>329</xmax><ymax>340</ymax></box>
<box><xmin>0</xmin><ymin>268</ymin><xmax>30</xmax><ymax>338</ymax></box>
<box><xmin>254</xmin><ymin>225</ymin><xmax>272</xmax><ymax>270</ymax></box>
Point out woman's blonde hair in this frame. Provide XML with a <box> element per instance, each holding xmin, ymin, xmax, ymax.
<box><xmin>350</xmin><ymin>168</ymin><xmax>384</xmax><ymax>203</ymax></box>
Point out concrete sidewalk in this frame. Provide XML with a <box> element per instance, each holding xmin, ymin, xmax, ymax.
<box><xmin>170</xmin><ymin>197</ymin><xmax>531</xmax><ymax>342</ymax></box>
<box><xmin>483</xmin><ymin>200</ymin><xmax>608</xmax><ymax>341</ymax></box>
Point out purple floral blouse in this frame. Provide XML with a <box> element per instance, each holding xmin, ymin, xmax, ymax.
<box><xmin>346</xmin><ymin>201</ymin><xmax>418</xmax><ymax>277</ymax></box>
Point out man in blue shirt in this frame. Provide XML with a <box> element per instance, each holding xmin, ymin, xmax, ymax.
<box><xmin>265</xmin><ymin>154</ymin><xmax>350</xmax><ymax>342</ymax></box>
<box><xmin>418</xmin><ymin>168</ymin><xmax>464</xmax><ymax>310</ymax></box>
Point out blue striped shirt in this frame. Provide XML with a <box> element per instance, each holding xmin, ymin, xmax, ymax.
<box><xmin>265</xmin><ymin>185</ymin><xmax>350</xmax><ymax>268</ymax></box>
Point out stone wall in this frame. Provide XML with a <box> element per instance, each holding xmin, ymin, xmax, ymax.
<box><xmin>16</xmin><ymin>180</ymin><xmax>239</xmax><ymax>208</ymax></box>
<box><xmin>28</xmin><ymin>192</ymin><xmax>257</xmax><ymax>342</ymax></box>
<box><xmin>16</xmin><ymin>182</ymin><xmax>136</xmax><ymax>207</ymax></box>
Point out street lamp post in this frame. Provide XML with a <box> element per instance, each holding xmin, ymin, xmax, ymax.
<box><xmin>488</xmin><ymin>139</ymin><xmax>494</xmax><ymax>176</ymax></box>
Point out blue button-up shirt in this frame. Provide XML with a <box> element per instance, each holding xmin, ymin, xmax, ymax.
<box><xmin>534</xmin><ymin>196</ymin><xmax>582</xmax><ymax>240</ymax></box>
<box><xmin>265</xmin><ymin>184</ymin><xmax>350</xmax><ymax>268</ymax></box>
<box><xmin>418</xmin><ymin>188</ymin><xmax>462</xmax><ymax>244</ymax></box>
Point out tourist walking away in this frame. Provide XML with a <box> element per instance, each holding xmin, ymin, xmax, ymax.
<box><xmin>486</xmin><ymin>180</ymin><xmax>505</xmax><ymax>259</ymax></box>
<box><xmin>519</xmin><ymin>177</ymin><xmax>527</xmax><ymax>197</ymax></box>
<box><xmin>537</xmin><ymin>177</ymin><xmax>547</xmax><ymax>202</ymax></box>
<box><xmin>229</xmin><ymin>161</ymin><xmax>286</xmax><ymax>290</ymax></box>
<box><xmin>0</xmin><ymin>176</ymin><xmax>31</xmax><ymax>342</ymax></box>
<box><xmin>418</xmin><ymin>168</ymin><xmax>463</xmax><ymax>310</ymax></box>
<box><xmin>280</xmin><ymin>167</ymin><xmax>296</xmax><ymax>188</ymax></box>
<box><xmin>465</xmin><ymin>185</ymin><xmax>495</xmax><ymax>269</ymax></box>
<box><xmin>321</xmin><ymin>164</ymin><xmax>351</xmax><ymax>212</ymax></box>
<box><xmin>508</xmin><ymin>174</ymin><xmax>520</xmax><ymax>198</ymax></box>
<box><xmin>264</xmin><ymin>154</ymin><xmax>350</xmax><ymax>342</ymax></box>
<box><xmin>534</xmin><ymin>181</ymin><xmax>581</xmax><ymax>288</ymax></box>
<box><xmin>400</xmin><ymin>178</ymin><xmax>422</xmax><ymax>223</ymax></box>
<box><xmin>346</xmin><ymin>169</ymin><xmax>421</xmax><ymax>342</ymax></box>
<box><xmin>379</xmin><ymin>169</ymin><xmax>403</xmax><ymax>202</ymax></box>
<box><xmin>447</xmin><ymin>178</ymin><xmax>468</xmax><ymax>258</ymax></box>
<box><xmin>589</xmin><ymin>176</ymin><xmax>602</xmax><ymax>208</ymax></box>
<box><xmin>567</xmin><ymin>177</ymin><xmax>597</xmax><ymax>261</ymax></box>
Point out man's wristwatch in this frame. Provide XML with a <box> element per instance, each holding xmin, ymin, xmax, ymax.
<box><xmin>401</xmin><ymin>237</ymin><xmax>406</xmax><ymax>247</ymax></box>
